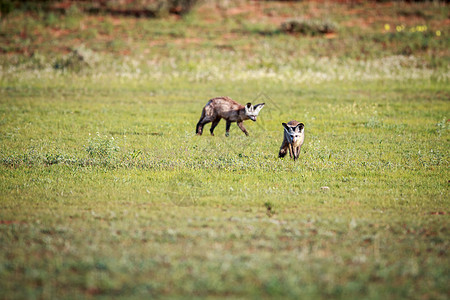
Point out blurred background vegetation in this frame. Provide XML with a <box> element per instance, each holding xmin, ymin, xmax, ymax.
<box><xmin>0</xmin><ymin>0</ymin><xmax>199</xmax><ymax>17</ymax></box>
<box><xmin>0</xmin><ymin>0</ymin><xmax>447</xmax><ymax>64</ymax></box>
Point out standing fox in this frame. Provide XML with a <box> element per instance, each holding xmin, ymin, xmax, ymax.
<box><xmin>196</xmin><ymin>97</ymin><xmax>265</xmax><ymax>136</ymax></box>
<box><xmin>279</xmin><ymin>120</ymin><xmax>305</xmax><ymax>161</ymax></box>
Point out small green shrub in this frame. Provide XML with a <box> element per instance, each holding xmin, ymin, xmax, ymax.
<box><xmin>53</xmin><ymin>45</ymin><xmax>98</xmax><ymax>71</ymax></box>
<box><xmin>281</xmin><ymin>18</ymin><xmax>338</xmax><ymax>36</ymax></box>
<box><xmin>167</xmin><ymin>0</ymin><xmax>198</xmax><ymax>15</ymax></box>
<box><xmin>43</xmin><ymin>11</ymin><xmax>59</xmax><ymax>27</ymax></box>
<box><xmin>84</xmin><ymin>133</ymin><xmax>120</xmax><ymax>161</ymax></box>
<box><xmin>0</xmin><ymin>0</ymin><xmax>15</xmax><ymax>16</ymax></box>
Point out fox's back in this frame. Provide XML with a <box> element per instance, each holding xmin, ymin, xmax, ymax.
<box><xmin>204</xmin><ymin>97</ymin><xmax>243</xmax><ymax>120</ymax></box>
<box><xmin>208</xmin><ymin>97</ymin><xmax>242</xmax><ymax>112</ymax></box>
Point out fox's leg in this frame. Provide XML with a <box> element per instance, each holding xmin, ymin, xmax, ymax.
<box><xmin>210</xmin><ymin>118</ymin><xmax>221</xmax><ymax>136</ymax></box>
<box><xmin>225</xmin><ymin>121</ymin><xmax>232</xmax><ymax>137</ymax></box>
<box><xmin>287</xmin><ymin>143</ymin><xmax>294</xmax><ymax>159</ymax></box>
<box><xmin>293</xmin><ymin>146</ymin><xmax>299</xmax><ymax>161</ymax></box>
<box><xmin>278</xmin><ymin>140</ymin><xmax>289</xmax><ymax>158</ymax></box>
<box><xmin>196</xmin><ymin>120</ymin><xmax>203</xmax><ymax>135</ymax></box>
<box><xmin>196</xmin><ymin>106</ymin><xmax>215</xmax><ymax>136</ymax></box>
<box><xmin>294</xmin><ymin>145</ymin><xmax>302</xmax><ymax>160</ymax></box>
<box><xmin>196</xmin><ymin>109</ymin><xmax>205</xmax><ymax>135</ymax></box>
<box><xmin>196</xmin><ymin>118</ymin><xmax>211</xmax><ymax>136</ymax></box>
<box><xmin>237</xmin><ymin>121</ymin><xmax>249</xmax><ymax>136</ymax></box>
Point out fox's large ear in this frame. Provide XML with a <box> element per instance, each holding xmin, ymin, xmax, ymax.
<box><xmin>296</xmin><ymin>123</ymin><xmax>304</xmax><ymax>131</ymax></box>
<box><xmin>282</xmin><ymin>122</ymin><xmax>289</xmax><ymax>129</ymax></box>
<box><xmin>245</xmin><ymin>102</ymin><xmax>253</xmax><ymax>113</ymax></box>
<box><xmin>253</xmin><ymin>103</ymin><xmax>265</xmax><ymax>113</ymax></box>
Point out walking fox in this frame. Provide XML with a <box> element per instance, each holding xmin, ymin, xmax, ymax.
<box><xmin>196</xmin><ymin>97</ymin><xmax>265</xmax><ymax>136</ymax></box>
<box><xmin>279</xmin><ymin>120</ymin><xmax>305</xmax><ymax>161</ymax></box>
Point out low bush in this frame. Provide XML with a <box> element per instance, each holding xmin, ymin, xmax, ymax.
<box><xmin>84</xmin><ymin>133</ymin><xmax>120</xmax><ymax>162</ymax></box>
<box><xmin>1</xmin><ymin>0</ymin><xmax>198</xmax><ymax>17</ymax></box>
<box><xmin>53</xmin><ymin>45</ymin><xmax>98</xmax><ymax>72</ymax></box>
<box><xmin>281</xmin><ymin>18</ymin><xmax>338</xmax><ymax>35</ymax></box>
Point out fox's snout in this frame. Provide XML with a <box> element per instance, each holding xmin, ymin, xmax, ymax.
<box><xmin>250</xmin><ymin>116</ymin><xmax>257</xmax><ymax>122</ymax></box>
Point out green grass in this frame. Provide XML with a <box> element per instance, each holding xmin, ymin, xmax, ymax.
<box><xmin>0</xmin><ymin>1</ymin><xmax>449</xmax><ymax>299</ymax></box>
<box><xmin>1</xmin><ymin>77</ymin><xmax>448</xmax><ymax>299</ymax></box>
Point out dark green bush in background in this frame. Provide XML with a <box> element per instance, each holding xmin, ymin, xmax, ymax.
<box><xmin>0</xmin><ymin>0</ymin><xmax>198</xmax><ymax>17</ymax></box>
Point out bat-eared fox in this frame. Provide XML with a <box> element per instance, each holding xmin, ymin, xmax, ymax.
<box><xmin>196</xmin><ymin>97</ymin><xmax>265</xmax><ymax>136</ymax></box>
<box><xmin>279</xmin><ymin>120</ymin><xmax>305</xmax><ymax>161</ymax></box>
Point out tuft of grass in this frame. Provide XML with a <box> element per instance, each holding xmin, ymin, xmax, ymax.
<box><xmin>84</xmin><ymin>133</ymin><xmax>120</xmax><ymax>164</ymax></box>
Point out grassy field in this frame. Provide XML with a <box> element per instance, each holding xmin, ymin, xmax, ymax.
<box><xmin>0</xmin><ymin>1</ymin><xmax>449</xmax><ymax>299</ymax></box>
